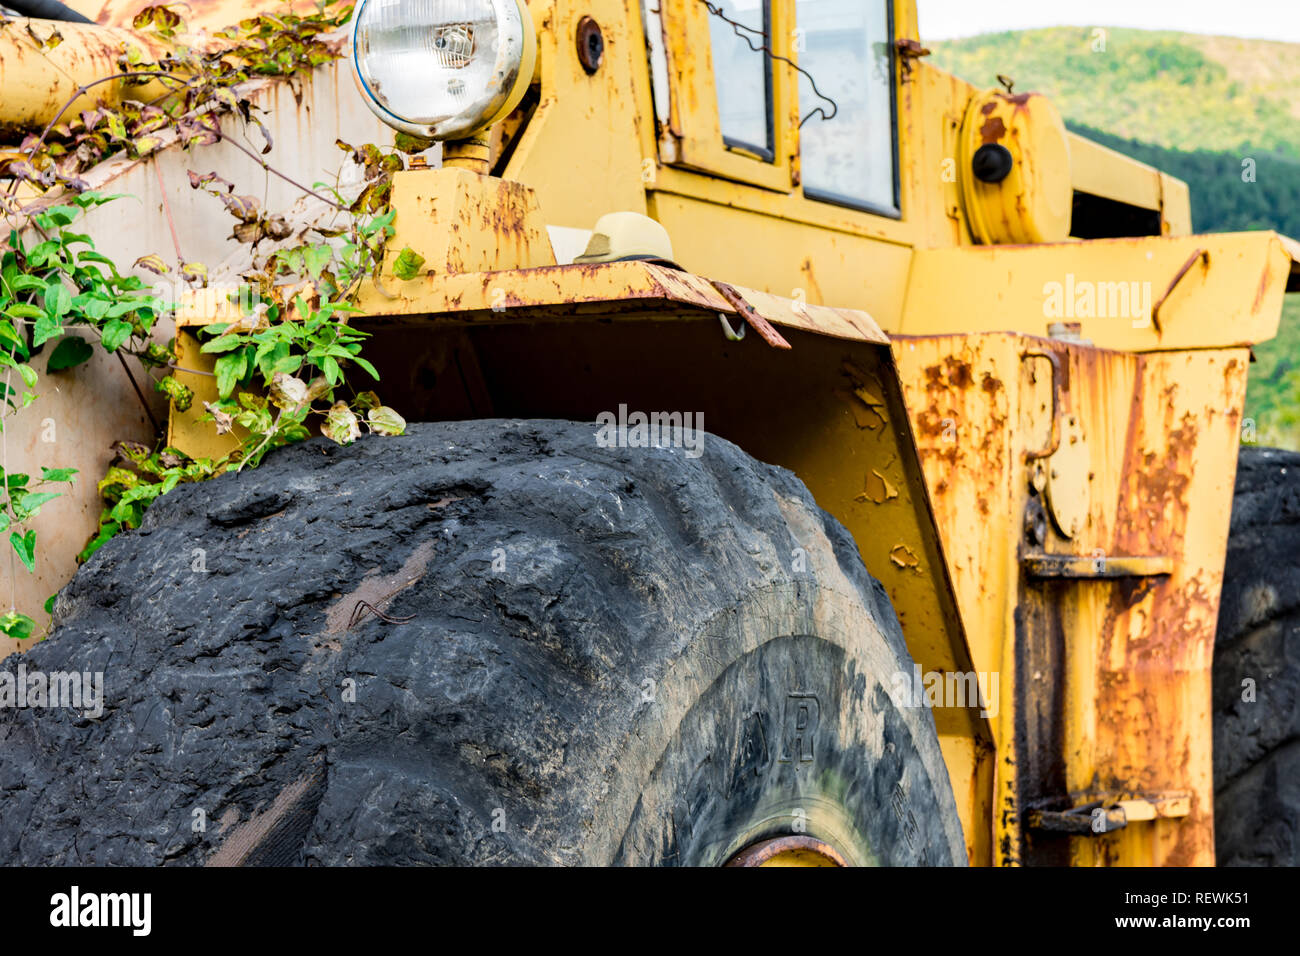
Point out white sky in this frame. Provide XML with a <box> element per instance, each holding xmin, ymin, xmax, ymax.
<box><xmin>917</xmin><ymin>0</ymin><xmax>1300</xmax><ymax>42</ymax></box>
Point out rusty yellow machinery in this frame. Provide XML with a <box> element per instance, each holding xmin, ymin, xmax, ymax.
<box><xmin>8</xmin><ymin>0</ymin><xmax>1298</xmax><ymax>865</ymax></box>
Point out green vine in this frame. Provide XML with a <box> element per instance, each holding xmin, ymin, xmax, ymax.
<box><xmin>0</xmin><ymin>3</ymin><xmax>418</xmax><ymax>640</ymax></box>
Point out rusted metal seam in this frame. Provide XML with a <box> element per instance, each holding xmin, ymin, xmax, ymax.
<box><xmin>709</xmin><ymin>279</ymin><xmax>792</xmax><ymax>349</ymax></box>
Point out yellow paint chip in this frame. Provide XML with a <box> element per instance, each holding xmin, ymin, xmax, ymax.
<box><xmin>858</xmin><ymin>470</ymin><xmax>899</xmax><ymax>504</ymax></box>
<box><xmin>889</xmin><ymin>543</ymin><xmax>921</xmax><ymax>570</ymax></box>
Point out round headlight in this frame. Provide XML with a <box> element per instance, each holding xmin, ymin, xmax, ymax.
<box><xmin>350</xmin><ymin>0</ymin><xmax>536</xmax><ymax>141</ymax></box>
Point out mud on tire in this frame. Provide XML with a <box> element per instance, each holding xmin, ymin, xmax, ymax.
<box><xmin>0</xmin><ymin>420</ymin><xmax>964</xmax><ymax>866</ymax></box>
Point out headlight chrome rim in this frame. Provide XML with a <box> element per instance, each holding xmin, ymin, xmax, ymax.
<box><xmin>349</xmin><ymin>0</ymin><xmax>536</xmax><ymax>141</ymax></box>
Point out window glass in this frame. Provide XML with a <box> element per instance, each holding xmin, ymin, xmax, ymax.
<box><xmin>795</xmin><ymin>0</ymin><xmax>896</xmax><ymax>212</ymax></box>
<box><xmin>707</xmin><ymin>0</ymin><xmax>773</xmax><ymax>157</ymax></box>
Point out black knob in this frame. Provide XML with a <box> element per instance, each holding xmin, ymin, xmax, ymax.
<box><xmin>972</xmin><ymin>143</ymin><xmax>1014</xmax><ymax>183</ymax></box>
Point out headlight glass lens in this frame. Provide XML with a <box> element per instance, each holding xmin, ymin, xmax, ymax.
<box><xmin>352</xmin><ymin>0</ymin><xmax>526</xmax><ymax>138</ymax></box>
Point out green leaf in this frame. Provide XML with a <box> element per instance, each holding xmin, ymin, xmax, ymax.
<box><xmin>394</xmin><ymin>131</ymin><xmax>436</xmax><ymax>154</ymax></box>
<box><xmin>215</xmin><ymin>350</ymin><xmax>247</xmax><ymax>399</ymax></box>
<box><xmin>392</xmin><ymin>246</ymin><xmax>425</xmax><ymax>281</ymax></box>
<box><xmin>32</xmin><ymin>313</ymin><xmax>62</xmax><ymax>348</ymax></box>
<box><xmin>105</xmin><ymin>301</ymin><xmax>143</xmax><ymax>319</ymax></box>
<box><xmin>8</xmin><ymin>275</ymin><xmax>46</xmax><ymax>293</ymax></box>
<box><xmin>302</xmin><ymin>244</ymin><xmax>332</xmax><ymax>279</ymax></box>
<box><xmin>10</xmin><ymin>528</ymin><xmax>36</xmax><ymax>572</ymax></box>
<box><xmin>43</xmin><ymin>281</ymin><xmax>71</xmax><ymax>319</ymax></box>
<box><xmin>255</xmin><ymin>338</ymin><xmax>290</xmax><ymax>377</ymax></box>
<box><xmin>3</xmin><ymin>302</ymin><xmax>44</xmax><ymax>320</ymax></box>
<box><xmin>200</xmin><ymin>333</ymin><xmax>242</xmax><ymax>355</ymax></box>
<box><xmin>0</xmin><ymin>611</ymin><xmax>35</xmax><ymax>641</ymax></box>
<box><xmin>366</xmin><ymin>405</ymin><xmax>406</xmax><ymax>437</ymax></box>
<box><xmin>16</xmin><ymin>490</ymin><xmax>59</xmax><ymax>517</ymax></box>
<box><xmin>72</xmin><ymin>192</ymin><xmax>123</xmax><ymax>209</ymax></box>
<box><xmin>77</xmin><ymin>249</ymin><xmax>118</xmax><ymax>269</ymax></box>
<box><xmin>40</xmin><ymin>467</ymin><xmax>77</xmax><ymax>482</ymax></box>
<box><xmin>26</xmin><ymin>241</ymin><xmax>60</xmax><ymax>268</ymax></box>
<box><xmin>351</xmin><ymin>356</ymin><xmax>379</xmax><ymax>380</ymax></box>
<box><xmin>46</xmin><ymin>335</ymin><xmax>94</xmax><ymax>371</ymax></box>
<box><xmin>43</xmin><ymin>593</ymin><xmax>56</xmax><ymax>615</ymax></box>
<box><xmin>101</xmin><ymin>319</ymin><xmax>133</xmax><ymax>352</ymax></box>
<box><xmin>81</xmin><ymin>298</ymin><xmax>111</xmax><ymax>321</ymax></box>
<box><xmin>42</xmin><ymin>205</ymin><xmax>77</xmax><ymax>226</ymax></box>
<box><xmin>78</xmin><ymin>521</ymin><xmax>119</xmax><ymax>562</ymax></box>
<box><xmin>17</xmin><ymin>363</ymin><xmax>37</xmax><ymax>388</ymax></box>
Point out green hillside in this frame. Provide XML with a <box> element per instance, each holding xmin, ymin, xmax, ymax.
<box><xmin>929</xmin><ymin>27</ymin><xmax>1300</xmax><ymax>449</ymax></box>
<box><xmin>929</xmin><ymin>27</ymin><xmax>1300</xmax><ymax>159</ymax></box>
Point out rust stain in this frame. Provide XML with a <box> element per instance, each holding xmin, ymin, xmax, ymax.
<box><xmin>799</xmin><ymin>257</ymin><xmax>825</xmax><ymax>304</ymax></box>
<box><xmin>979</xmin><ymin>115</ymin><xmax>1006</xmax><ymax>144</ymax></box>
<box><xmin>1251</xmin><ymin>261</ymin><xmax>1272</xmax><ymax>315</ymax></box>
<box><xmin>1086</xmin><ymin>353</ymin><xmax>1215</xmax><ymax>866</ymax></box>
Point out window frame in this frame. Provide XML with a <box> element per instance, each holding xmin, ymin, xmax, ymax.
<box><xmin>657</xmin><ymin>0</ymin><xmax>796</xmax><ymax>192</ymax></box>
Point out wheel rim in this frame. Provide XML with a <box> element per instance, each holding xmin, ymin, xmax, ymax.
<box><xmin>725</xmin><ymin>835</ymin><xmax>848</xmax><ymax>867</ymax></box>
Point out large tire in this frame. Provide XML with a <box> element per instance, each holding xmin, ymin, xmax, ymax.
<box><xmin>0</xmin><ymin>420</ymin><xmax>965</xmax><ymax>866</ymax></box>
<box><xmin>1214</xmin><ymin>446</ymin><xmax>1300</xmax><ymax>866</ymax></box>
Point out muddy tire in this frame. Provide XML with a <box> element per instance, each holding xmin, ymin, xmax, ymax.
<box><xmin>1214</xmin><ymin>446</ymin><xmax>1300</xmax><ymax>866</ymax></box>
<box><xmin>0</xmin><ymin>420</ymin><xmax>964</xmax><ymax>866</ymax></box>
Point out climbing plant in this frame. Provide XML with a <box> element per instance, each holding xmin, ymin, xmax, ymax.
<box><xmin>0</xmin><ymin>2</ymin><xmax>418</xmax><ymax>640</ymax></box>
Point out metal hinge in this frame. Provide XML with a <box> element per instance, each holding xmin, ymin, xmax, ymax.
<box><xmin>895</xmin><ymin>38</ymin><xmax>931</xmax><ymax>81</ymax></box>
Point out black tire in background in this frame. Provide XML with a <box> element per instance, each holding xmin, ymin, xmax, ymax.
<box><xmin>0</xmin><ymin>420</ymin><xmax>965</xmax><ymax>866</ymax></box>
<box><xmin>1215</xmin><ymin>446</ymin><xmax>1300</xmax><ymax>866</ymax></box>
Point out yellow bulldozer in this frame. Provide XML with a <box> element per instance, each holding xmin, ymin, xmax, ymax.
<box><xmin>0</xmin><ymin>0</ymin><xmax>1295</xmax><ymax>867</ymax></box>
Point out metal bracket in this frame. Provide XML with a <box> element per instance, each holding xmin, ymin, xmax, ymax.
<box><xmin>1028</xmin><ymin>792</ymin><xmax>1191</xmax><ymax>835</ymax></box>
<box><xmin>1021</xmin><ymin>349</ymin><xmax>1062</xmax><ymax>461</ymax></box>
<box><xmin>1022</xmin><ymin>552</ymin><xmax>1173</xmax><ymax>579</ymax></box>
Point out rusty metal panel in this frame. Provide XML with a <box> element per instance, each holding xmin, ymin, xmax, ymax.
<box><xmin>895</xmin><ymin>329</ymin><xmax>1247</xmax><ymax>865</ymax></box>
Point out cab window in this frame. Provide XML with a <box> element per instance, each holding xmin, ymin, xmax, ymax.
<box><xmin>794</xmin><ymin>0</ymin><xmax>897</xmax><ymax>215</ymax></box>
<box><xmin>707</xmin><ymin>0</ymin><xmax>775</xmax><ymax>159</ymax></box>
